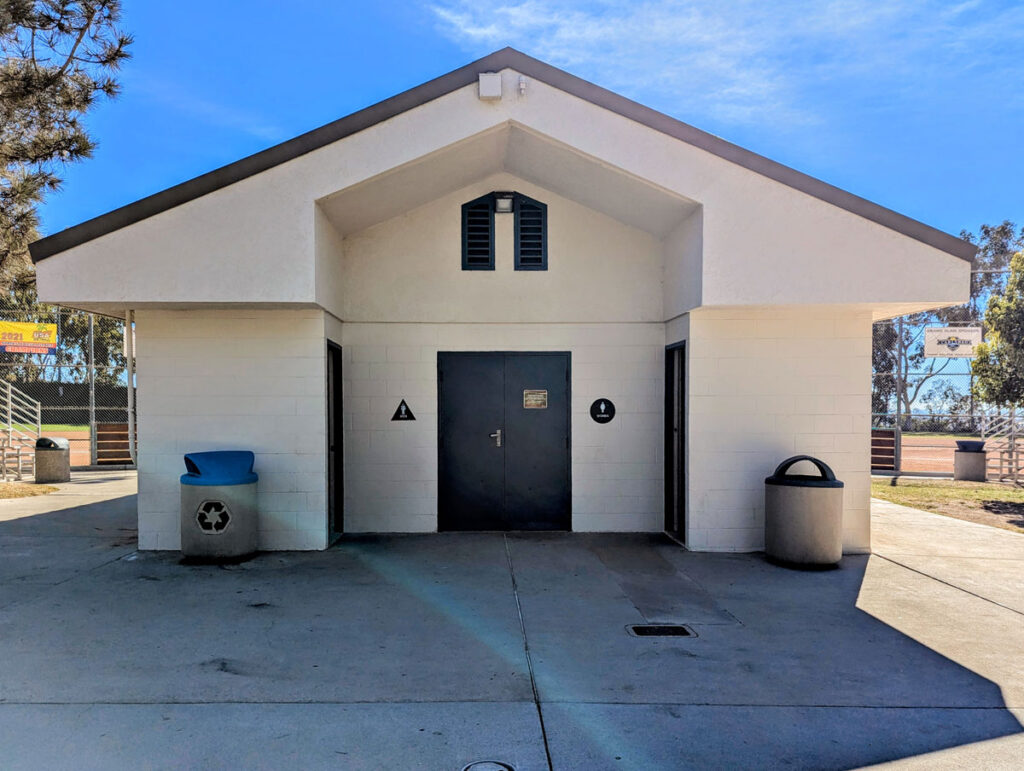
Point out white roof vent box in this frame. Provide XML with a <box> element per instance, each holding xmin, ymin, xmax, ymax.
<box><xmin>478</xmin><ymin>72</ymin><xmax>502</xmax><ymax>100</ymax></box>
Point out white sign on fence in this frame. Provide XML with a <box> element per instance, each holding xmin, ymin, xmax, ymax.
<box><xmin>924</xmin><ymin>326</ymin><xmax>982</xmax><ymax>358</ymax></box>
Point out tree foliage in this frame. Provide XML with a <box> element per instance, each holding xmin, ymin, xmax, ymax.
<box><xmin>0</xmin><ymin>0</ymin><xmax>131</xmax><ymax>285</ymax></box>
<box><xmin>972</xmin><ymin>251</ymin><xmax>1024</xmax><ymax>409</ymax></box>
<box><xmin>871</xmin><ymin>321</ymin><xmax>897</xmax><ymax>416</ymax></box>
<box><xmin>873</xmin><ymin>222</ymin><xmax>1024</xmax><ymax>425</ymax></box>
<box><xmin>960</xmin><ymin>221</ymin><xmax>1024</xmax><ymax>319</ymax></box>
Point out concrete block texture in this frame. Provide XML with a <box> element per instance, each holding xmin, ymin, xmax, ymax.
<box><xmin>341</xmin><ymin>322</ymin><xmax>665</xmax><ymax>534</ymax></box>
<box><xmin>135</xmin><ymin>309</ymin><xmax>328</xmax><ymax>551</ymax></box>
<box><xmin>683</xmin><ymin>307</ymin><xmax>873</xmax><ymax>553</ymax></box>
<box><xmin>134</xmin><ymin>307</ymin><xmax>876</xmax><ymax>555</ymax></box>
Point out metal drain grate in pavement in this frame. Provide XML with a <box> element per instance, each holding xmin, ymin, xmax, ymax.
<box><xmin>627</xmin><ymin>624</ymin><xmax>697</xmax><ymax>637</ymax></box>
<box><xmin>462</xmin><ymin>762</ymin><xmax>516</xmax><ymax>771</ymax></box>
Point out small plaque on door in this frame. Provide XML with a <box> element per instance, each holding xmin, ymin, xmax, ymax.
<box><xmin>523</xmin><ymin>390</ymin><xmax>548</xmax><ymax>409</ymax></box>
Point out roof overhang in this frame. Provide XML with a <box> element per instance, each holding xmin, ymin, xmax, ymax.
<box><xmin>29</xmin><ymin>47</ymin><xmax>975</xmax><ymax>264</ymax></box>
<box><xmin>318</xmin><ymin>123</ymin><xmax>698</xmax><ymax>238</ymax></box>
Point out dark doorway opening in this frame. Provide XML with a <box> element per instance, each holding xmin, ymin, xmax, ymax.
<box><xmin>327</xmin><ymin>342</ymin><xmax>343</xmax><ymax>537</ymax></box>
<box><xmin>664</xmin><ymin>342</ymin><xmax>686</xmax><ymax>540</ymax></box>
<box><xmin>438</xmin><ymin>352</ymin><xmax>571</xmax><ymax>531</ymax></box>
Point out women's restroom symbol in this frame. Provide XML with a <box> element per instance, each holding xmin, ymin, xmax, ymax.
<box><xmin>589</xmin><ymin>398</ymin><xmax>616</xmax><ymax>424</ymax></box>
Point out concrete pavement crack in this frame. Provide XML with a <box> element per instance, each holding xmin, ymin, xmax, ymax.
<box><xmin>0</xmin><ymin>546</ymin><xmax>136</xmax><ymax>612</ymax></box>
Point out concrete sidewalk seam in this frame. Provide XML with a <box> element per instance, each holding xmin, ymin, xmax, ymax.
<box><xmin>0</xmin><ymin>701</ymin><xmax>1013</xmax><ymax>709</ymax></box>
<box><xmin>0</xmin><ymin>534</ymin><xmax>136</xmax><ymax>539</ymax></box>
<box><xmin>872</xmin><ymin>553</ymin><xmax>1024</xmax><ymax>561</ymax></box>
<box><xmin>532</xmin><ymin>702</ymin><xmax>1016</xmax><ymax>709</ymax></box>
<box><xmin>504</xmin><ymin>534</ymin><xmax>554</xmax><ymax>771</ymax></box>
<box><xmin>0</xmin><ymin>699</ymin><xmax>541</xmax><ymax>706</ymax></box>
<box><xmin>875</xmin><ymin>553</ymin><xmax>1024</xmax><ymax>618</ymax></box>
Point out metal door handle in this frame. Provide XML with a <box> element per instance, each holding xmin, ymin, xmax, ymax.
<box><xmin>489</xmin><ymin>429</ymin><xmax>502</xmax><ymax>447</ymax></box>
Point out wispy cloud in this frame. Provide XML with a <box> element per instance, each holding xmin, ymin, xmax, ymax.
<box><xmin>428</xmin><ymin>0</ymin><xmax>1024</xmax><ymax>128</ymax></box>
<box><xmin>130</xmin><ymin>74</ymin><xmax>285</xmax><ymax>142</ymax></box>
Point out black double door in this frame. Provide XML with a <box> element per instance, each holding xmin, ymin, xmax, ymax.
<box><xmin>438</xmin><ymin>352</ymin><xmax>571</xmax><ymax>531</ymax></box>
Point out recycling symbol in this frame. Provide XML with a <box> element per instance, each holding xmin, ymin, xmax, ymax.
<box><xmin>196</xmin><ymin>500</ymin><xmax>231</xmax><ymax>533</ymax></box>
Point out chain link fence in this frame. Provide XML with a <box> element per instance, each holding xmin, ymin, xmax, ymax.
<box><xmin>1</xmin><ymin>300</ymin><xmax>134</xmax><ymax>468</ymax></box>
<box><xmin>872</xmin><ymin>269</ymin><xmax>1014</xmax><ymax>475</ymax></box>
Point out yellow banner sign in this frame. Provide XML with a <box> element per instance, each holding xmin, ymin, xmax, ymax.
<box><xmin>0</xmin><ymin>321</ymin><xmax>58</xmax><ymax>354</ymax></box>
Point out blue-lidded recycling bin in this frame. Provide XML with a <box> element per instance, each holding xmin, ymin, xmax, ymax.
<box><xmin>180</xmin><ymin>451</ymin><xmax>258</xmax><ymax>559</ymax></box>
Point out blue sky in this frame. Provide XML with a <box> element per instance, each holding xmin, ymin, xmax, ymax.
<box><xmin>37</xmin><ymin>0</ymin><xmax>1024</xmax><ymax>240</ymax></box>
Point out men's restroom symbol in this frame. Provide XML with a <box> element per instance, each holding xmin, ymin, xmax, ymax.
<box><xmin>391</xmin><ymin>399</ymin><xmax>416</xmax><ymax>421</ymax></box>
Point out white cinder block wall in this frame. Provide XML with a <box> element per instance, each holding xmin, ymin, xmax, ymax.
<box><xmin>682</xmin><ymin>307</ymin><xmax>872</xmax><ymax>553</ymax></box>
<box><xmin>341</xmin><ymin>322</ymin><xmax>665</xmax><ymax>532</ymax></box>
<box><xmin>334</xmin><ymin>170</ymin><xmax>669</xmax><ymax>533</ymax></box>
<box><xmin>338</xmin><ymin>173</ymin><xmax>665</xmax><ymax>323</ymax></box>
<box><xmin>135</xmin><ymin>309</ymin><xmax>328</xmax><ymax>550</ymax></box>
<box><xmin>34</xmin><ymin>61</ymin><xmax>969</xmax><ymax>555</ymax></box>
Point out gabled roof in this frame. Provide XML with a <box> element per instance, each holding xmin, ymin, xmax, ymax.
<box><xmin>29</xmin><ymin>47</ymin><xmax>975</xmax><ymax>263</ymax></box>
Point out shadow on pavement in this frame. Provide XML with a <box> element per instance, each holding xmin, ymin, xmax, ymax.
<box><xmin>505</xmin><ymin>534</ymin><xmax>1023</xmax><ymax>768</ymax></box>
<box><xmin>0</xmin><ymin>493</ymin><xmax>1020</xmax><ymax>769</ymax></box>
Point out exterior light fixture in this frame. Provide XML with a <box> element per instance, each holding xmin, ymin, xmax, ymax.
<box><xmin>494</xmin><ymin>191</ymin><xmax>515</xmax><ymax>213</ymax></box>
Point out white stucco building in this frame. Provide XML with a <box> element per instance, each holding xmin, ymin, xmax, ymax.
<box><xmin>31</xmin><ymin>49</ymin><xmax>971</xmax><ymax>552</ymax></box>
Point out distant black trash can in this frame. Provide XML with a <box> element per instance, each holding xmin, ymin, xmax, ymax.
<box><xmin>954</xmin><ymin>440</ymin><xmax>987</xmax><ymax>481</ymax></box>
<box><xmin>35</xmin><ymin>436</ymin><xmax>71</xmax><ymax>483</ymax></box>
<box><xmin>180</xmin><ymin>451</ymin><xmax>258</xmax><ymax>560</ymax></box>
<box><xmin>764</xmin><ymin>455</ymin><xmax>843</xmax><ymax>568</ymax></box>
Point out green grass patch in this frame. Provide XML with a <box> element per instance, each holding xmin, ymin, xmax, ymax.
<box><xmin>872</xmin><ymin>477</ymin><xmax>1024</xmax><ymax>533</ymax></box>
<box><xmin>873</xmin><ymin>477</ymin><xmax>1024</xmax><ymax>506</ymax></box>
<box><xmin>1</xmin><ymin>423</ymin><xmax>88</xmax><ymax>433</ymax></box>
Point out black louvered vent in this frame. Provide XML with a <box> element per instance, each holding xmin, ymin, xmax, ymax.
<box><xmin>515</xmin><ymin>194</ymin><xmax>547</xmax><ymax>270</ymax></box>
<box><xmin>462</xmin><ymin>195</ymin><xmax>495</xmax><ymax>270</ymax></box>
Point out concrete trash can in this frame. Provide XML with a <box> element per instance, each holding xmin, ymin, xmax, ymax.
<box><xmin>180</xmin><ymin>451</ymin><xmax>258</xmax><ymax>560</ymax></box>
<box><xmin>35</xmin><ymin>437</ymin><xmax>71</xmax><ymax>483</ymax></box>
<box><xmin>764</xmin><ymin>455</ymin><xmax>844</xmax><ymax>568</ymax></box>
<box><xmin>953</xmin><ymin>440</ymin><xmax>987</xmax><ymax>482</ymax></box>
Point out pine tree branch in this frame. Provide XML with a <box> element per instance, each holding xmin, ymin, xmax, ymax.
<box><xmin>55</xmin><ymin>7</ymin><xmax>96</xmax><ymax>79</ymax></box>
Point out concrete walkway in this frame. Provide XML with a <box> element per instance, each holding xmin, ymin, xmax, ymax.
<box><xmin>0</xmin><ymin>474</ymin><xmax>1022</xmax><ymax>769</ymax></box>
<box><xmin>864</xmin><ymin>499</ymin><xmax>1024</xmax><ymax>769</ymax></box>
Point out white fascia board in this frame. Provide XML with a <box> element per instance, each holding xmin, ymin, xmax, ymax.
<box><xmin>499</xmin><ymin>75</ymin><xmax>970</xmax><ymax>313</ymax></box>
<box><xmin>36</xmin><ymin>81</ymin><xmax>507</xmax><ymax>307</ymax></box>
